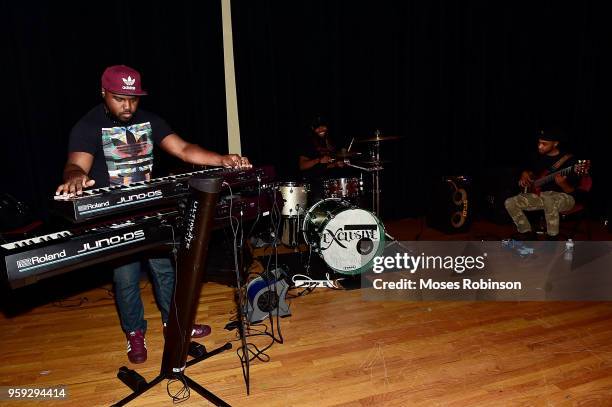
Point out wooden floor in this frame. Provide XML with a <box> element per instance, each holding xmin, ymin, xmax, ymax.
<box><xmin>1</xmin><ymin>218</ymin><xmax>612</xmax><ymax>406</ymax></box>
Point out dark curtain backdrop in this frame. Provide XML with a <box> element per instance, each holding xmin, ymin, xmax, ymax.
<box><xmin>2</xmin><ymin>1</ymin><xmax>611</xmax><ymax>224</ymax></box>
<box><xmin>232</xmin><ymin>1</ymin><xmax>612</xmax><ymax>220</ymax></box>
<box><xmin>1</xmin><ymin>1</ymin><xmax>227</xmax><ymax>219</ymax></box>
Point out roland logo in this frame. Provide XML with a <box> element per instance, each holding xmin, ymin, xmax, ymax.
<box><xmin>78</xmin><ymin>201</ymin><xmax>110</xmax><ymax>211</ymax></box>
<box><xmin>77</xmin><ymin>230</ymin><xmax>145</xmax><ymax>254</ymax></box>
<box><xmin>118</xmin><ymin>190</ymin><xmax>163</xmax><ymax>204</ymax></box>
<box><xmin>17</xmin><ymin>250</ymin><xmax>67</xmax><ymax>268</ymax></box>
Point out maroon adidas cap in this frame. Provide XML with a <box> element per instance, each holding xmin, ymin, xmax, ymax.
<box><xmin>101</xmin><ymin>65</ymin><xmax>148</xmax><ymax>96</ymax></box>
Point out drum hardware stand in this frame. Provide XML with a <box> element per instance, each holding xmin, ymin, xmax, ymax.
<box><xmin>343</xmin><ymin>129</ymin><xmax>385</xmax><ymax>216</ymax></box>
<box><xmin>371</xmin><ymin>136</ymin><xmax>382</xmax><ymax>217</ymax></box>
<box><xmin>351</xmin><ymin>129</ymin><xmax>405</xmax><ymax>217</ymax></box>
<box><xmin>345</xmin><ymin>158</ymin><xmax>384</xmax><ymax>217</ymax></box>
<box><xmin>112</xmin><ymin>176</ymin><xmax>232</xmax><ymax>407</ymax></box>
<box><xmin>384</xmin><ymin>231</ymin><xmax>415</xmax><ymax>254</ymax></box>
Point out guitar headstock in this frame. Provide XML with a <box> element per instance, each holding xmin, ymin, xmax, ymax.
<box><xmin>574</xmin><ymin>159</ymin><xmax>591</xmax><ymax>175</ymax></box>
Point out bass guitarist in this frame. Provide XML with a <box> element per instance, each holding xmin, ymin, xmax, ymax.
<box><xmin>504</xmin><ymin>129</ymin><xmax>581</xmax><ymax>240</ymax></box>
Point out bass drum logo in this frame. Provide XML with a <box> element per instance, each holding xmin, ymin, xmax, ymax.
<box><xmin>319</xmin><ymin>208</ymin><xmax>384</xmax><ymax>274</ymax></box>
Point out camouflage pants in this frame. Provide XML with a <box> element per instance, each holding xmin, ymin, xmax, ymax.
<box><xmin>504</xmin><ymin>191</ymin><xmax>575</xmax><ymax>236</ymax></box>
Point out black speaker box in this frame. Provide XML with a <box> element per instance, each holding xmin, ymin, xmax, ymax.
<box><xmin>426</xmin><ymin>176</ymin><xmax>472</xmax><ymax>233</ymax></box>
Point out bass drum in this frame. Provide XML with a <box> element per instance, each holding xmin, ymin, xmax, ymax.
<box><xmin>302</xmin><ymin>198</ymin><xmax>385</xmax><ymax>275</ymax></box>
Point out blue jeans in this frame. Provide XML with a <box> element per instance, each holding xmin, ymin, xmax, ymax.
<box><xmin>113</xmin><ymin>257</ymin><xmax>175</xmax><ymax>334</ymax></box>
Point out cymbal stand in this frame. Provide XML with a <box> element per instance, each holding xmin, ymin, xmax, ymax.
<box><xmin>370</xmin><ymin>141</ymin><xmax>381</xmax><ymax>216</ymax></box>
<box><xmin>344</xmin><ymin>149</ymin><xmax>384</xmax><ymax>217</ymax></box>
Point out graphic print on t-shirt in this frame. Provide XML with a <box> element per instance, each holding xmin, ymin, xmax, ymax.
<box><xmin>101</xmin><ymin>122</ymin><xmax>154</xmax><ymax>185</ymax></box>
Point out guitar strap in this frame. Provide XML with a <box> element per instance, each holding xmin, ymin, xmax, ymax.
<box><xmin>548</xmin><ymin>153</ymin><xmax>573</xmax><ymax>173</ymax></box>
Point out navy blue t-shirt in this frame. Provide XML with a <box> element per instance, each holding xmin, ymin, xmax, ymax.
<box><xmin>68</xmin><ymin>104</ymin><xmax>173</xmax><ymax>187</ymax></box>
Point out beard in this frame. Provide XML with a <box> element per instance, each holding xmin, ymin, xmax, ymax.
<box><xmin>103</xmin><ymin>102</ymin><xmax>134</xmax><ymax>124</ymax></box>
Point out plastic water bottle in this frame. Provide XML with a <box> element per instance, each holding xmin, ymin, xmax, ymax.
<box><xmin>564</xmin><ymin>239</ymin><xmax>574</xmax><ymax>261</ymax></box>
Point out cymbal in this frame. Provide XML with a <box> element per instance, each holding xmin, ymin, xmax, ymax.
<box><xmin>354</xmin><ymin>134</ymin><xmax>403</xmax><ymax>143</ymax></box>
<box><xmin>333</xmin><ymin>150</ymin><xmax>362</xmax><ymax>159</ymax></box>
<box><xmin>356</xmin><ymin>159</ymin><xmax>391</xmax><ymax>165</ymax></box>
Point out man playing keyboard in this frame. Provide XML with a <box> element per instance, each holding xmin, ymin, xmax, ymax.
<box><xmin>55</xmin><ymin>65</ymin><xmax>250</xmax><ymax>364</ymax></box>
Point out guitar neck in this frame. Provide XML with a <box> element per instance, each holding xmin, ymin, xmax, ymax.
<box><xmin>534</xmin><ymin>166</ymin><xmax>573</xmax><ymax>187</ymax></box>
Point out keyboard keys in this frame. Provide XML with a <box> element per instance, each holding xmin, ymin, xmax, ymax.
<box><xmin>1</xmin><ymin>231</ymin><xmax>73</xmax><ymax>250</ymax></box>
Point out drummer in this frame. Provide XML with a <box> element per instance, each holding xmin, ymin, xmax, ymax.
<box><xmin>298</xmin><ymin>115</ymin><xmax>346</xmax><ymax>177</ymax></box>
<box><xmin>298</xmin><ymin>115</ymin><xmax>360</xmax><ymax>204</ymax></box>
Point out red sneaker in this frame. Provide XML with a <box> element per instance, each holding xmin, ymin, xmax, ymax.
<box><xmin>163</xmin><ymin>323</ymin><xmax>212</xmax><ymax>338</ymax></box>
<box><xmin>190</xmin><ymin>324</ymin><xmax>212</xmax><ymax>338</ymax></box>
<box><xmin>126</xmin><ymin>330</ymin><xmax>147</xmax><ymax>364</ymax></box>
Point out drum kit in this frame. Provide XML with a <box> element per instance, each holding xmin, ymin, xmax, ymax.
<box><xmin>274</xmin><ymin>131</ymin><xmax>403</xmax><ymax>276</ymax></box>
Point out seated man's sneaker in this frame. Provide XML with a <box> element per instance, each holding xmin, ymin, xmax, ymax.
<box><xmin>126</xmin><ymin>329</ymin><xmax>147</xmax><ymax>364</ymax></box>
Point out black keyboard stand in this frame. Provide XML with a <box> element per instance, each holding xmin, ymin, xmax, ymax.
<box><xmin>111</xmin><ymin>176</ymin><xmax>232</xmax><ymax>407</ymax></box>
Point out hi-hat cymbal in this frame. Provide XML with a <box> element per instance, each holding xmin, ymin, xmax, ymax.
<box><xmin>356</xmin><ymin>159</ymin><xmax>391</xmax><ymax>165</ymax></box>
<box><xmin>354</xmin><ymin>134</ymin><xmax>403</xmax><ymax>143</ymax></box>
<box><xmin>333</xmin><ymin>150</ymin><xmax>362</xmax><ymax>159</ymax></box>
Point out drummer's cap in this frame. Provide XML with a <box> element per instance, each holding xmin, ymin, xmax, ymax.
<box><xmin>310</xmin><ymin>115</ymin><xmax>328</xmax><ymax>130</ymax></box>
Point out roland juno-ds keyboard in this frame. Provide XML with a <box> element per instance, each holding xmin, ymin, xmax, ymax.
<box><xmin>52</xmin><ymin>165</ymin><xmax>275</xmax><ymax>223</ymax></box>
<box><xmin>1</xmin><ymin>210</ymin><xmax>178</xmax><ymax>289</ymax></box>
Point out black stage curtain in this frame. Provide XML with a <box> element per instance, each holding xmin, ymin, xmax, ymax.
<box><xmin>1</xmin><ymin>1</ymin><xmax>227</xmax><ymax>220</ymax></box>
<box><xmin>231</xmin><ymin>1</ymin><xmax>612</xmax><ymax>220</ymax></box>
<box><xmin>2</xmin><ymin>2</ymin><xmax>611</xmax><ymax>223</ymax></box>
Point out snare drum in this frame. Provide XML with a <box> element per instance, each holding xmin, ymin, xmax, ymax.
<box><xmin>277</xmin><ymin>182</ymin><xmax>309</xmax><ymax>217</ymax></box>
<box><xmin>302</xmin><ymin>198</ymin><xmax>385</xmax><ymax>275</ymax></box>
<box><xmin>322</xmin><ymin>177</ymin><xmax>361</xmax><ymax>199</ymax></box>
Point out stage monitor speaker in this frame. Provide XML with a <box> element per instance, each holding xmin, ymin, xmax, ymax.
<box><xmin>426</xmin><ymin>176</ymin><xmax>472</xmax><ymax>233</ymax></box>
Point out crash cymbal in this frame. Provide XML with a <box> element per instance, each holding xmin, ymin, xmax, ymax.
<box><xmin>354</xmin><ymin>134</ymin><xmax>403</xmax><ymax>143</ymax></box>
